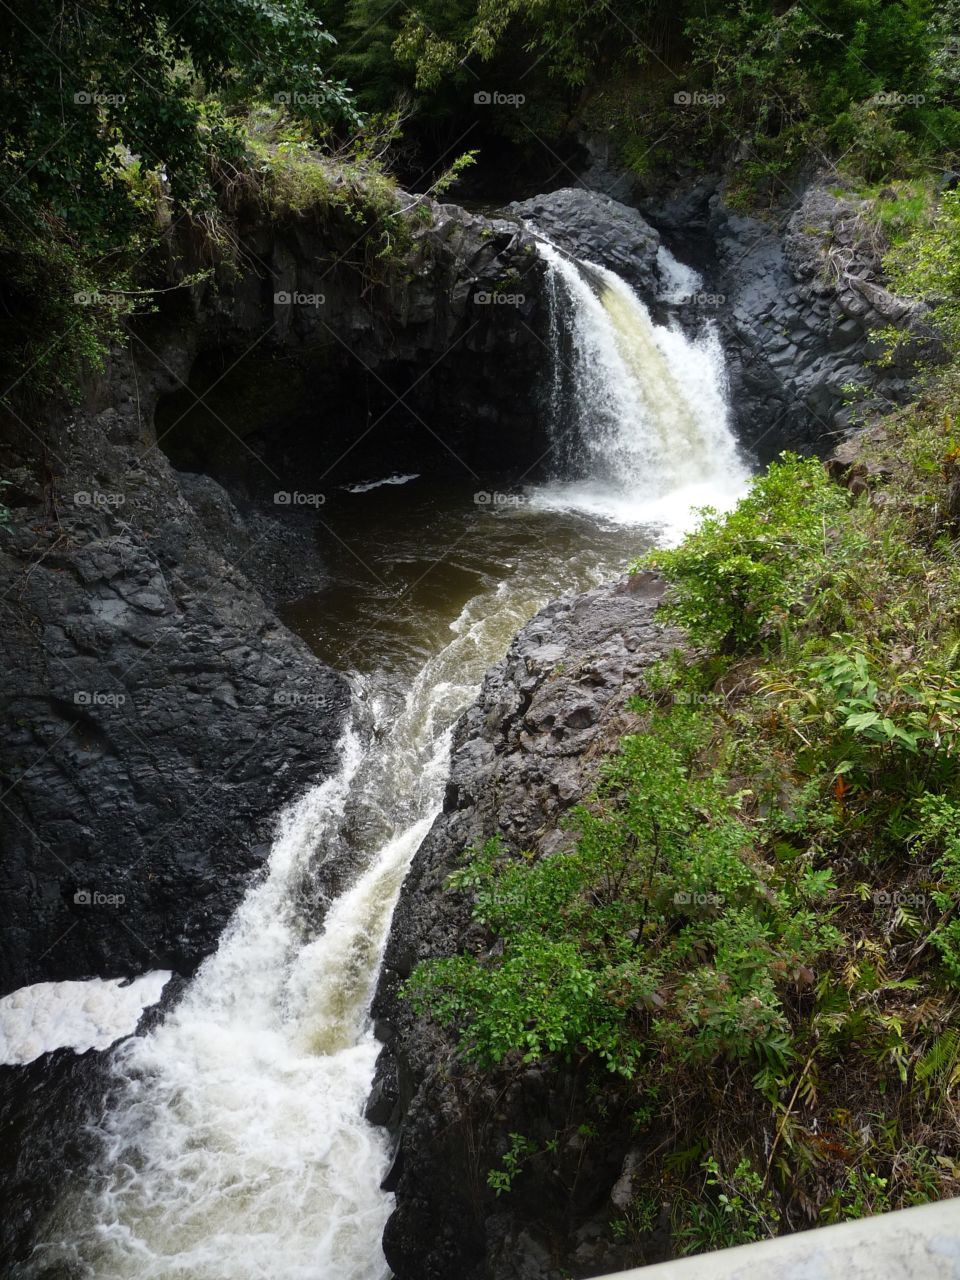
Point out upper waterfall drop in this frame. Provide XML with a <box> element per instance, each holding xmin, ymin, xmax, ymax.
<box><xmin>530</xmin><ymin>239</ymin><xmax>749</xmax><ymax>539</ymax></box>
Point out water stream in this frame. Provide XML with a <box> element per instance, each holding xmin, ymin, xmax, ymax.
<box><xmin>14</xmin><ymin>240</ymin><xmax>748</xmax><ymax>1279</ymax></box>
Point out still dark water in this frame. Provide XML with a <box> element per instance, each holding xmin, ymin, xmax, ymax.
<box><xmin>281</xmin><ymin>474</ymin><xmax>655</xmax><ymax>682</ymax></box>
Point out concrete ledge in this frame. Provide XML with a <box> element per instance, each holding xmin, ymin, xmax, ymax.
<box><xmin>595</xmin><ymin>1198</ymin><xmax>960</xmax><ymax>1279</ymax></box>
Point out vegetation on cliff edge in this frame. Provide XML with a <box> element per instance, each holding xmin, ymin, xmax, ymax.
<box><xmin>409</xmin><ymin>403</ymin><xmax>960</xmax><ymax>1253</ymax></box>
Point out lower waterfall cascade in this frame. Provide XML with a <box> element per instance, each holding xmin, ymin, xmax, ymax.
<box><xmin>12</xmin><ymin>241</ymin><xmax>750</xmax><ymax>1279</ymax></box>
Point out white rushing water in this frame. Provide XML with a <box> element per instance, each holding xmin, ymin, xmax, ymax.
<box><xmin>28</xmin><ymin>243</ymin><xmax>749</xmax><ymax>1279</ymax></box>
<box><xmin>655</xmin><ymin>242</ymin><xmax>703</xmax><ymax>304</ymax></box>
<box><xmin>529</xmin><ymin>240</ymin><xmax>748</xmax><ymax>539</ymax></box>
<box><xmin>29</xmin><ymin>558</ymin><xmax>614</xmax><ymax>1280</ymax></box>
<box><xmin>0</xmin><ymin>973</ymin><xmax>171</xmax><ymax>1066</ymax></box>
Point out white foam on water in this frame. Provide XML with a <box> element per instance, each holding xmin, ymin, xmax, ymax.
<box><xmin>0</xmin><ymin>972</ymin><xmax>171</xmax><ymax>1066</ymax></box>
<box><xmin>656</xmin><ymin>243</ymin><xmax>703</xmax><ymax>304</ymax></box>
<box><xmin>31</xmin><ymin>564</ymin><xmax>577</xmax><ymax>1279</ymax></box>
<box><xmin>529</xmin><ymin>240</ymin><xmax>749</xmax><ymax>539</ymax></box>
<box><xmin>342</xmin><ymin>473</ymin><xmax>420</xmax><ymax>494</ymax></box>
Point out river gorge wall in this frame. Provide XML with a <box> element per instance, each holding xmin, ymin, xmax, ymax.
<box><xmin>0</xmin><ymin>196</ymin><xmax>554</xmax><ymax>996</ymax></box>
<box><xmin>370</xmin><ymin>573</ymin><xmax>684</xmax><ymax>1280</ymax></box>
<box><xmin>0</xmin><ymin>164</ymin><xmax>930</xmax><ymax>1276</ymax></box>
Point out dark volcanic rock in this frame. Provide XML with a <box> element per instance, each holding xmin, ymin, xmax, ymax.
<box><xmin>506</xmin><ymin>188</ymin><xmax>661</xmax><ymax>295</ymax></box>
<box><xmin>514</xmin><ymin>168</ymin><xmax>929</xmax><ymax>462</ymax></box>
<box><xmin>708</xmin><ymin>183</ymin><xmax>933</xmax><ymax>458</ymax></box>
<box><xmin>154</xmin><ymin>197</ymin><xmax>553</xmax><ymax>488</ymax></box>
<box><xmin>0</xmin><ymin>1046</ymin><xmax>110</xmax><ymax>1270</ymax></box>
<box><xmin>370</xmin><ymin>573</ymin><xmax>683</xmax><ymax>1280</ymax></box>
<box><xmin>0</xmin><ymin>371</ymin><xmax>349</xmax><ymax>994</ymax></box>
<box><xmin>0</xmin><ymin>193</ymin><xmax>555</xmax><ymax>998</ymax></box>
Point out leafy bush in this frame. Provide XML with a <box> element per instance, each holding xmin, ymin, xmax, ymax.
<box><xmin>885</xmin><ymin>189</ymin><xmax>960</xmax><ymax>350</ymax></box>
<box><xmin>407</xmin><ymin>707</ymin><xmax>840</xmax><ymax>1080</ymax></box>
<box><xmin>640</xmin><ymin>456</ymin><xmax>849</xmax><ymax>653</ymax></box>
<box><xmin>407</xmin><ymin>393</ymin><xmax>960</xmax><ymax>1246</ymax></box>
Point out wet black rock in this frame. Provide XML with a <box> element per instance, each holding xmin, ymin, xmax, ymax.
<box><xmin>0</xmin><ymin>374</ymin><xmax>350</xmax><ymax>994</ymax></box>
<box><xmin>0</xmin><ymin>193</ymin><xmax>554</xmax><ymax>998</ymax></box>
<box><xmin>709</xmin><ymin>182</ymin><xmax>933</xmax><ymax>458</ymax></box>
<box><xmin>506</xmin><ymin>188</ymin><xmax>661</xmax><ymax>296</ymax></box>
<box><xmin>370</xmin><ymin>573</ymin><xmax>683</xmax><ymax>1280</ymax></box>
<box><xmin>519</xmin><ymin>167</ymin><xmax>930</xmax><ymax>462</ymax></box>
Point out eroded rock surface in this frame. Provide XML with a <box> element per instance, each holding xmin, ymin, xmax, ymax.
<box><xmin>370</xmin><ymin>573</ymin><xmax>683</xmax><ymax>1280</ymax></box>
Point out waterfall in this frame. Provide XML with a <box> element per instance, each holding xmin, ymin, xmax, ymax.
<box><xmin>25</xmin><ymin>556</ymin><xmax>604</xmax><ymax>1280</ymax></box>
<box><xmin>19</xmin><ymin>240</ymin><xmax>749</xmax><ymax>1280</ymax></box>
<box><xmin>28</xmin><ymin>726</ymin><xmax>406</xmax><ymax>1280</ymax></box>
<box><xmin>529</xmin><ymin>240</ymin><xmax>748</xmax><ymax>538</ymax></box>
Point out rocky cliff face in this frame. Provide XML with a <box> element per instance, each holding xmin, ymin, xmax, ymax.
<box><xmin>151</xmin><ymin>197</ymin><xmax>552</xmax><ymax>489</ymax></box>
<box><xmin>0</xmin><ymin>194</ymin><xmax>551</xmax><ymax>997</ymax></box>
<box><xmin>369</xmin><ymin>574</ymin><xmax>683</xmax><ymax>1280</ymax></box>
<box><xmin>0</xmin><ymin>353</ymin><xmax>350</xmax><ymax>994</ymax></box>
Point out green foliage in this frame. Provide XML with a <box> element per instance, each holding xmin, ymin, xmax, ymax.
<box><xmin>407</xmin><ymin>710</ymin><xmax>840</xmax><ymax>1081</ymax></box>
<box><xmin>915</xmin><ymin>795</ymin><xmax>960</xmax><ymax>985</ymax></box>
<box><xmin>0</xmin><ymin>0</ymin><xmax>355</xmax><ymax>250</ymax></box>
<box><xmin>487</xmin><ymin>1132</ymin><xmax>536</xmax><ymax>1195</ymax></box>
<box><xmin>673</xmin><ymin>1155</ymin><xmax>779</xmax><ymax>1253</ymax></box>
<box><xmin>794</xmin><ymin>640</ymin><xmax>960</xmax><ymax>768</ymax></box>
<box><xmin>885</xmin><ymin>190</ymin><xmax>960</xmax><ymax>350</ymax></box>
<box><xmin>407</xmin><ymin>387</ymin><xmax>960</xmax><ymax>1249</ymax></box>
<box><xmin>314</xmin><ymin>0</ymin><xmax>960</xmax><ymax>203</ymax></box>
<box><xmin>0</xmin><ymin>0</ymin><xmax>358</xmax><ymax>403</ymax></box>
<box><xmin>640</xmin><ymin>455</ymin><xmax>849</xmax><ymax>653</ymax></box>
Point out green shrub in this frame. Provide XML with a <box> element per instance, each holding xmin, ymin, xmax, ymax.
<box><xmin>407</xmin><ymin>707</ymin><xmax>840</xmax><ymax>1081</ymax></box>
<box><xmin>639</xmin><ymin>456</ymin><xmax>850</xmax><ymax>654</ymax></box>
